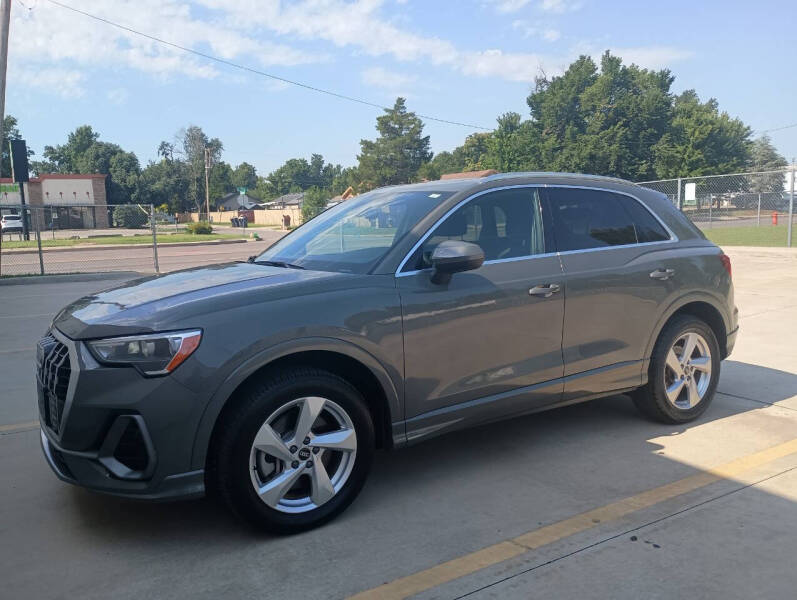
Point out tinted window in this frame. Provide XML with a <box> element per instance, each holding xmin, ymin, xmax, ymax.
<box><xmin>548</xmin><ymin>188</ymin><xmax>637</xmax><ymax>251</ymax></box>
<box><xmin>405</xmin><ymin>187</ymin><xmax>545</xmax><ymax>271</ymax></box>
<box><xmin>621</xmin><ymin>196</ymin><xmax>670</xmax><ymax>242</ymax></box>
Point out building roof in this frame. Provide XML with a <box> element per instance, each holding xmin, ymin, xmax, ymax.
<box><xmin>264</xmin><ymin>192</ymin><xmax>305</xmax><ymax>207</ymax></box>
<box><xmin>217</xmin><ymin>192</ymin><xmax>260</xmax><ymax>210</ymax></box>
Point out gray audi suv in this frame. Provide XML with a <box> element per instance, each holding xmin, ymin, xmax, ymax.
<box><xmin>37</xmin><ymin>172</ymin><xmax>737</xmax><ymax>533</ymax></box>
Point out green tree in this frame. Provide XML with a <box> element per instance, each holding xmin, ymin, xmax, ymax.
<box><xmin>139</xmin><ymin>157</ymin><xmax>191</xmax><ymax>213</ymax></box>
<box><xmin>232</xmin><ymin>162</ymin><xmax>258</xmax><ymax>191</ymax></box>
<box><xmin>652</xmin><ymin>90</ymin><xmax>751</xmax><ymax>178</ymax></box>
<box><xmin>301</xmin><ymin>186</ymin><xmax>329</xmax><ymax>221</ymax></box>
<box><xmin>177</xmin><ymin>125</ymin><xmax>223</xmax><ymax>211</ymax></box>
<box><xmin>108</xmin><ymin>151</ymin><xmax>141</xmax><ymax>204</ymax></box>
<box><xmin>526</xmin><ymin>52</ymin><xmax>674</xmax><ymax>179</ymax></box>
<box><xmin>30</xmin><ymin>125</ymin><xmax>142</xmax><ymax>202</ymax></box>
<box><xmin>747</xmin><ymin>134</ymin><xmax>788</xmax><ymax>193</ymax></box>
<box><xmin>208</xmin><ymin>161</ymin><xmax>235</xmax><ymax>207</ymax></box>
<box><xmin>357</xmin><ymin>97</ymin><xmax>432</xmax><ymax>189</ymax></box>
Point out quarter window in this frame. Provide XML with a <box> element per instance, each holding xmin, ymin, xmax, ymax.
<box><xmin>405</xmin><ymin>187</ymin><xmax>546</xmax><ymax>271</ymax></box>
<box><xmin>621</xmin><ymin>196</ymin><xmax>670</xmax><ymax>242</ymax></box>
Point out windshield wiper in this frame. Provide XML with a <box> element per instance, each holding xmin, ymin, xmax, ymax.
<box><xmin>246</xmin><ymin>257</ymin><xmax>305</xmax><ymax>270</ymax></box>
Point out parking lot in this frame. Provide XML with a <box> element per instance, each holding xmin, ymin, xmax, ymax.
<box><xmin>1</xmin><ymin>246</ymin><xmax>796</xmax><ymax>599</ymax></box>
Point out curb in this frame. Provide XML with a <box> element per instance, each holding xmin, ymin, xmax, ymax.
<box><xmin>0</xmin><ymin>271</ymin><xmax>141</xmax><ymax>286</ymax></box>
<box><xmin>0</xmin><ymin>237</ymin><xmax>252</xmax><ymax>256</ymax></box>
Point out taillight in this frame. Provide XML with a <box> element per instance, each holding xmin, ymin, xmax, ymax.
<box><xmin>720</xmin><ymin>254</ymin><xmax>732</xmax><ymax>278</ymax></box>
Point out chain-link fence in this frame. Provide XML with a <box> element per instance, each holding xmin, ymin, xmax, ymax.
<box><xmin>638</xmin><ymin>168</ymin><xmax>796</xmax><ymax>247</ymax></box>
<box><xmin>0</xmin><ymin>203</ymin><xmax>258</xmax><ymax>278</ymax></box>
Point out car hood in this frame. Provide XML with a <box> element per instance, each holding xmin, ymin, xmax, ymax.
<box><xmin>53</xmin><ymin>262</ymin><xmax>347</xmax><ymax>339</ymax></box>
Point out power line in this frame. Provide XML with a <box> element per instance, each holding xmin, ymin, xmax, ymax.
<box><xmin>44</xmin><ymin>0</ymin><xmax>493</xmax><ymax>131</ymax></box>
<box><xmin>755</xmin><ymin>122</ymin><xmax>797</xmax><ymax>134</ymax></box>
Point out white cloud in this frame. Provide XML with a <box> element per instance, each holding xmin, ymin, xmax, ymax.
<box><xmin>609</xmin><ymin>46</ymin><xmax>694</xmax><ymax>70</ymax></box>
<box><xmin>9</xmin><ymin>0</ymin><xmax>323</xmax><ymax>97</ymax></box>
<box><xmin>461</xmin><ymin>49</ymin><xmax>549</xmax><ymax>82</ymax></box>
<box><xmin>485</xmin><ymin>0</ymin><xmax>533</xmax><ymax>13</ymax></box>
<box><xmin>10</xmin><ymin>66</ymin><xmax>86</xmax><ymax>98</ymax></box>
<box><xmin>512</xmin><ymin>20</ymin><xmax>561</xmax><ymax>42</ymax></box>
<box><xmin>362</xmin><ymin>67</ymin><xmax>416</xmax><ymax>90</ymax></box>
<box><xmin>106</xmin><ymin>88</ymin><xmax>129</xmax><ymax>104</ymax></box>
<box><xmin>9</xmin><ymin>0</ymin><xmax>692</xmax><ymax>97</ymax></box>
<box><xmin>539</xmin><ymin>0</ymin><xmax>582</xmax><ymax>13</ymax></box>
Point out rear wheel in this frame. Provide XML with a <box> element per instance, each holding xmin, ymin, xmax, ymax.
<box><xmin>211</xmin><ymin>367</ymin><xmax>374</xmax><ymax>533</ymax></box>
<box><xmin>633</xmin><ymin>315</ymin><xmax>721</xmax><ymax>424</ymax></box>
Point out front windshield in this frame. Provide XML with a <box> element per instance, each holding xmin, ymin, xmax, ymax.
<box><xmin>256</xmin><ymin>189</ymin><xmax>453</xmax><ymax>273</ymax></box>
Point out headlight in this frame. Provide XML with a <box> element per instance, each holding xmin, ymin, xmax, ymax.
<box><xmin>86</xmin><ymin>330</ymin><xmax>202</xmax><ymax>376</ymax></box>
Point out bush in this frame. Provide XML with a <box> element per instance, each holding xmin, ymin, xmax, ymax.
<box><xmin>112</xmin><ymin>204</ymin><xmax>147</xmax><ymax>229</ymax></box>
<box><xmin>186</xmin><ymin>221</ymin><xmax>213</xmax><ymax>234</ymax></box>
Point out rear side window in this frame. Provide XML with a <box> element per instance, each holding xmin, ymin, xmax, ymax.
<box><xmin>620</xmin><ymin>196</ymin><xmax>670</xmax><ymax>242</ymax></box>
<box><xmin>547</xmin><ymin>188</ymin><xmax>671</xmax><ymax>251</ymax></box>
<box><xmin>547</xmin><ymin>188</ymin><xmax>637</xmax><ymax>251</ymax></box>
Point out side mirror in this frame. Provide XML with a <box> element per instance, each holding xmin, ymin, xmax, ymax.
<box><xmin>430</xmin><ymin>240</ymin><xmax>485</xmax><ymax>284</ymax></box>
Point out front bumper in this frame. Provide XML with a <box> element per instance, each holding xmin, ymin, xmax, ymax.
<box><xmin>37</xmin><ymin>328</ymin><xmax>210</xmax><ymax>501</ymax></box>
<box><xmin>41</xmin><ymin>428</ymin><xmax>205</xmax><ymax>501</ymax></box>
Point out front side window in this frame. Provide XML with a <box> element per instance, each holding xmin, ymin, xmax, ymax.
<box><xmin>256</xmin><ymin>189</ymin><xmax>452</xmax><ymax>273</ymax></box>
<box><xmin>404</xmin><ymin>187</ymin><xmax>546</xmax><ymax>271</ymax></box>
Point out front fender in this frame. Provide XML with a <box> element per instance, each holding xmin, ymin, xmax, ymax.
<box><xmin>189</xmin><ymin>336</ymin><xmax>403</xmax><ymax>470</ymax></box>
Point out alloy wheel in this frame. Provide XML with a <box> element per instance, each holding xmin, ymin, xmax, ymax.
<box><xmin>663</xmin><ymin>331</ymin><xmax>713</xmax><ymax>410</ymax></box>
<box><xmin>248</xmin><ymin>396</ymin><xmax>357</xmax><ymax>514</ymax></box>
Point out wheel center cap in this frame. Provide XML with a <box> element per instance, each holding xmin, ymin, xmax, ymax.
<box><xmin>297</xmin><ymin>447</ymin><xmax>311</xmax><ymax>460</ymax></box>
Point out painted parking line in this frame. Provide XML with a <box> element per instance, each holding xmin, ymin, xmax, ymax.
<box><xmin>0</xmin><ymin>420</ymin><xmax>40</xmax><ymax>434</ymax></box>
<box><xmin>349</xmin><ymin>437</ymin><xmax>797</xmax><ymax>600</ymax></box>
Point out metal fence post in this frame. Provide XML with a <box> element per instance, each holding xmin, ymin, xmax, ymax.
<box><xmin>708</xmin><ymin>197</ymin><xmax>712</xmax><ymax>228</ymax></box>
<box><xmin>150</xmin><ymin>204</ymin><xmax>160</xmax><ymax>274</ymax></box>
<box><xmin>757</xmin><ymin>193</ymin><xmax>761</xmax><ymax>227</ymax></box>
<box><xmin>35</xmin><ymin>216</ymin><xmax>44</xmax><ymax>275</ymax></box>
<box><xmin>788</xmin><ymin>164</ymin><xmax>795</xmax><ymax>248</ymax></box>
<box><xmin>676</xmin><ymin>177</ymin><xmax>682</xmax><ymax>210</ymax></box>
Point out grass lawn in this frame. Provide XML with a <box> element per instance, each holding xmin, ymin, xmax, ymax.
<box><xmin>703</xmin><ymin>224</ymin><xmax>792</xmax><ymax>247</ymax></box>
<box><xmin>0</xmin><ymin>233</ymin><xmax>248</xmax><ymax>249</ymax></box>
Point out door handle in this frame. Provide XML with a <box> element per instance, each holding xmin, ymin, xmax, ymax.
<box><xmin>529</xmin><ymin>283</ymin><xmax>561</xmax><ymax>298</ymax></box>
<box><xmin>650</xmin><ymin>268</ymin><xmax>675</xmax><ymax>281</ymax></box>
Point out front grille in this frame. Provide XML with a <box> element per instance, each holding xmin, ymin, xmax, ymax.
<box><xmin>37</xmin><ymin>334</ymin><xmax>71</xmax><ymax>434</ymax></box>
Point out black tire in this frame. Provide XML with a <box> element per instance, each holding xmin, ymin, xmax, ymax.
<box><xmin>632</xmin><ymin>315</ymin><xmax>721</xmax><ymax>424</ymax></box>
<box><xmin>210</xmin><ymin>367</ymin><xmax>374</xmax><ymax>534</ymax></box>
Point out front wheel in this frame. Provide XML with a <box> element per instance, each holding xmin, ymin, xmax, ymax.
<box><xmin>633</xmin><ymin>315</ymin><xmax>721</xmax><ymax>424</ymax></box>
<box><xmin>211</xmin><ymin>367</ymin><xmax>374</xmax><ymax>534</ymax></box>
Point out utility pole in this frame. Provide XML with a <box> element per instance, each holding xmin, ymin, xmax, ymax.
<box><xmin>204</xmin><ymin>146</ymin><xmax>211</xmax><ymax>220</ymax></box>
<box><xmin>0</xmin><ymin>0</ymin><xmax>11</xmax><ymax>167</ymax></box>
<box><xmin>788</xmin><ymin>159</ymin><xmax>795</xmax><ymax>248</ymax></box>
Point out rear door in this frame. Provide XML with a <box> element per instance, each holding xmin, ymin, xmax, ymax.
<box><xmin>397</xmin><ymin>186</ymin><xmax>565</xmax><ymax>440</ymax></box>
<box><xmin>544</xmin><ymin>186</ymin><xmax>679</xmax><ymax>399</ymax></box>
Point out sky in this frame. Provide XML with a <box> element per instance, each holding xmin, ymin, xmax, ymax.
<box><xmin>7</xmin><ymin>0</ymin><xmax>797</xmax><ymax>177</ymax></box>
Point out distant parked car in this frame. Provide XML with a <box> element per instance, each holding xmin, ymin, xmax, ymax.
<box><xmin>1</xmin><ymin>214</ymin><xmax>23</xmax><ymax>234</ymax></box>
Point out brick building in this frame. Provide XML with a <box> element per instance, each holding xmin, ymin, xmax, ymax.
<box><xmin>0</xmin><ymin>174</ymin><xmax>109</xmax><ymax>229</ymax></box>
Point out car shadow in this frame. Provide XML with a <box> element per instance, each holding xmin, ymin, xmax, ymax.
<box><xmin>61</xmin><ymin>359</ymin><xmax>797</xmax><ymax>549</ymax></box>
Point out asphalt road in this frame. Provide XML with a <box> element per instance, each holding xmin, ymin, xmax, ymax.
<box><xmin>1</xmin><ymin>247</ymin><xmax>797</xmax><ymax>599</ymax></box>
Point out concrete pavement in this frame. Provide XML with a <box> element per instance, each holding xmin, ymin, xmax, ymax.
<box><xmin>1</xmin><ymin>247</ymin><xmax>796</xmax><ymax>599</ymax></box>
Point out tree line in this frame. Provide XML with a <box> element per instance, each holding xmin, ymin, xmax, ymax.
<box><xmin>2</xmin><ymin>51</ymin><xmax>788</xmax><ymax>214</ymax></box>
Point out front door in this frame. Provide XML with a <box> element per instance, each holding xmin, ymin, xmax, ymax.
<box><xmin>397</xmin><ymin>186</ymin><xmax>565</xmax><ymax>441</ymax></box>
